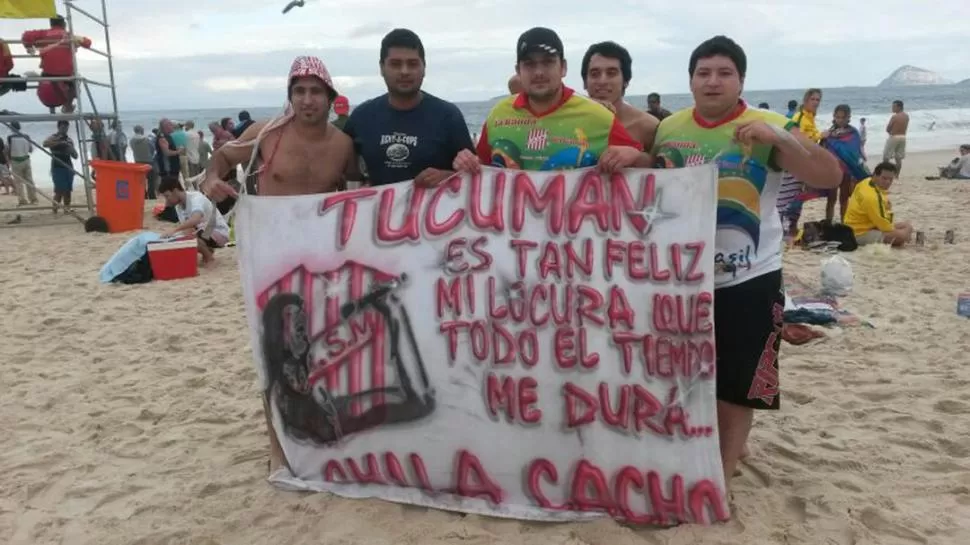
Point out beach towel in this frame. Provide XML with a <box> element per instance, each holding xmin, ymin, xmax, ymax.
<box><xmin>99</xmin><ymin>232</ymin><xmax>161</xmax><ymax>284</ymax></box>
<box><xmin>822</xmin><ymin>125</ymin><xmax>871</xmax><ymax>182</ymax></box>
<box><xmin>790</xmin><ymin>125</ymin><xmax>871</xmax><ymax>208</ymax></box>
<box><xmin>784</xmin><ymin>274</ymin><xmax>872</xmax><ymax>328</ymax></box>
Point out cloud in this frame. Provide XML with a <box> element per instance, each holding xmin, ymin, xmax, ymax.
<box><xmin>0</xmin><ymin>0</ymin><xmax>967</xmax><ymax>111</ymax></box>
<box><xmin>347</xmin><ymin>21</ymin><xmax>393</xmax><ymax>40</ymax></box>
<box><xmin>201</xmin><ymin>76</ymin><xmax>288</xmax><ymax>92</ymax></box>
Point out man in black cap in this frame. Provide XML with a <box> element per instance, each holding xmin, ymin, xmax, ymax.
<box><xmin>453</xmin><ymin>27</ymin><xmax>647</xmax><ymax>174</ymax></box>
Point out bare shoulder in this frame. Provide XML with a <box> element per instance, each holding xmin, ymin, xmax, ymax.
<box><xmin>329</xmin><ymin>125</ymin><xmax>352</xmax><ymax>144</ymax></box>
<box><xmin>239</xmin><ymin>120</ymin><xmax>270</xmax><ymax>142</ymax></box>
<box><xmin>327</xmin><ymin>126</ymin><xmax>353</xmax><ymax>156</ymax></box>
<box><xmin>632</xmin><ymin>108</ymin><xmax>660</xmax><ymax>129</ymax></box>
<box><xmin>326</xmin><ymin>126</ymin><xmax>354</xmax><ymax>169</ymax></box>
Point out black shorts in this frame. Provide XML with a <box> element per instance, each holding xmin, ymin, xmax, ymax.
<box><xmin>195</xmin><ymin>232</ymin><xmax>220</xmax><ymax>249</ymax></box>
<box><xmin>216</xmin><ymin>195</ymin><xmax>237</xmax><ymax>216</ymax></box>
<box><xmin>714</xmin><ymin>269</ymin><xmax>784</xmax><ymax>410</ymax></box>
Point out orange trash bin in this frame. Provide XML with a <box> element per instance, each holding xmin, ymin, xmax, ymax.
<box><xmin>91</xmin><ymin>160</ymin><xmax>152</xmax><ymax>233</ymax></box>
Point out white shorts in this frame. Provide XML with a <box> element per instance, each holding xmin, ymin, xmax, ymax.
<box><xmin>856</xmin><ymin>230</ymin><xmax>884</xmax><ymax>245</ymax></box>
<box><xmin>883</xmin><ymin>136</ymin><xmax>906</xmax><ymax>161</ymax></box>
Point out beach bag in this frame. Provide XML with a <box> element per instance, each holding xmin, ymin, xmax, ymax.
<box><xmin>99</xmin><ymin>231</ymin><xmax>161</xmax><ymax>283</ymax></box>
<box><xmin>801</xmin><ymin>220</ymin><xmax>858</xmax><ymax>252</ymax></box>
<box><xmin>820</xmin><ymin>255</ymin><xmax>853</xmax><ymax>296</ymax></box>
<box><xmin>824</xmin><ymin>222</ymin><xmax>858</xmax><ymax>252</ymax></box>
<box><xmin>113</xmin><ymin>254</ymin><xmax>153</xmax><ymax>285</ymax></box>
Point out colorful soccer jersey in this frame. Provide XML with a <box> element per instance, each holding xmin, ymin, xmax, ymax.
<box><xmin>476</xmin><ymin>87</ymin><xmax>641</xmax><ymax>171</ymax></box>
<box><xmin>652</xmin><ymin>102</ymin><xmax>795</xmax><ymax>288</ymax></box>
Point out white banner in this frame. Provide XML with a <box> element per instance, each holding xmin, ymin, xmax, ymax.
<box><xmin>237</xmin><ymin>165</ymin><xmax>726</xmax><ymax>525</ymax></box>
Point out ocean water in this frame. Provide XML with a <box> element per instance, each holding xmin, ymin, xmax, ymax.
<box><xmin>3</xmin><ymin>84</ymin><xmax>968</xmax><ymax>188</ymax></box>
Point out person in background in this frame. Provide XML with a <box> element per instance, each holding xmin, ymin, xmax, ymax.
<box><xmin>859</xmin><ymin>117</ymin><xmax>868</xmax><ymax>159</ymax></box>
<box><xmin>219</xmin><ymin>117</ymin><xmax>235</xmax><ymax>137</ymax></box>
<box><xmin>507</xmin><ymin>74</ymin><xmax>523</xmax><ymax>95</ymax></box>
<box><xmin>936</xmin><ymin>144</ymin><xmax>970</xmax><ymax>180</ymax></box>
<box><xmin>185</xmin><ymin>121</ymin><xmax>202</xmax><ymax>177</ymax></box>
<box><xmin>88</xmin><ymin>118</ymin><xmax>111</xmax><ymax>160</ymax></box>
<box><xmin>757</xmin><ymin>102</ymin><xmax>770</xmax><ymax>109</ymax></box>
<box><xmin>1</xmin><ymin>37</ymin><xmax>27</xmax><ymax>97</ymax></box>
<box><xmin>1</xmin><ymin>37</ymin><xmax>12</xmax><ymax>96</ymax></box>
<box><xmin>791</xmin><ymin>88</ymin><xmax>822</xmax><ymax>142</ymax></box>
<box><xmin>109</xmin><ymin>120</ymin><xmax>128</xmax><ymax>162</ymax></box>
<box><xmin>21</xmin><ymin>16</ymin><xmax>92</xmax><ymax>113</ymax></box>
<box><xmin>232</xmin><ymin>111</ymin><xmax>253</xmax><ymax>138</ymax></box>
<box><xmin>207</xmin><ymin>120</ymin><xmax>237</xmax><ymax>198</ymax></box>
<box><xmin>581</xmin><ymin>41</ymin><xmax>659</xmax><ymax>150</ymax></box>
<box><xmin>170</xmin><ymin>122</ymin><xmax>189</xmax><ymax>180</ymax></box>
<box><xmin>331</xmin><ymin>95</ymin><xmax>350</xmax><ymax>131</ymax></box>
<box><xmin>129</xmin><ymin>125</ymin><xmax>157</xmax><ymax>199</ymax></box>
<box><xmin>155</xmin><ymin>118</ymin><xmax>183</xmax><ymax>179</ymax></box>
<box><xmin>0</xmin><ymin>138</ymin><xmax>11</xmax><ymax>195</ymax></box>
<box><xmin>844</xmin><ymin>162</ymin><xmax>912</xmax><ymax>247</ymax></box>
<box><xmin>7</xmin><ymin>122</ymin><xmax>37</xmax><ymax>205</ymax></box>
<box><xmin>821</xmin><ymin>104</ymin><xmax>870</xmax><ymax>222</ymax></box>
<box><xmin>343</xmin><ymin>29</ymin><xmax>474</xmax><ymax>187</ymax></box>
<box><xmin>651</xmin><ymin>35</ymin><xmax>842</xmax><ymax>486</ymax></box>
<box><xmin>43</xmin><ymin>120</ymin><xmax>78</xmax><ymax>214</ymax></box>
<box><xmin>786</xmin><ymin>99</ymin><xmax>797</xmax><ymax>118</ymax></box>
<box><xmin>198</xmin><ymin>131</ymin><xmax>212</xmax><ymax>170</ymax></box>
<box><xmin>158</xmin><ymin>176</ymin><xmax>230</xmax><ymax>266</ymax></box>
<box><xmin>883</xmin><ymin>100</ymin><xmax>908</xmax><ymax>177</ymax></box>
<box><xmin>777</xmin><ymin>88</ymin><xmax>824</xmax><ymax>232</ymax></box>
<box><xmin>209</xmin><ymin>121</ymin><xmax>233</xmax><ymax>151</ymax></box>
<box><xmin>646</xmin><ymin>92</ymin><xmax>672</xmax><ymax>120</ymax></box>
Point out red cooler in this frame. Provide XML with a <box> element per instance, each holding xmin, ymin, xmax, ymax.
<box><xmin>148</xmin><ymin>236</ymin><xmax>198</xmax><ymax>280</ymax></box>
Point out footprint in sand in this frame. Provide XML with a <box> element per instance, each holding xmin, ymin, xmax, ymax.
<box><xmin>116</xmin><ymin>423</ymin><xmax>145</xmax><ymax>438</ymax></box>
<box><xmin>923</xmin><ymin>459</ymin><xmax>967</xmax><ymax>473</ymax></box>
<box><xmin>785</xmin><ymin>390</ymin><xmax>816</xmax><ymax>405</ymax></box>
<box><xmin>921</xmin><ymin>419</ymin><xmax>945</xmax><ymax>434</ymax></box>
<box><xmin>856</xmin><ymin>390</ymin><xmax>895</xmax><ymax>403</ymax></box>
<box><xmin>833</xmin><ymin>479</ymin><xmax>865</xmax><ymax>493</ymax></box>
<box><xmin>933</xmin><ymin>399</ymin><xmax>970</xmax><ymax>415</ymax></box>
<box><xmin>857</xmin><ymin>506</ymin><xmax>928</xmax><ymax>544</ymax></box>
<box><xmin>936</xmin><ymin>438</ymin><xmax>970</xmax><ymax>458</ymax></box>
<box><xmin>886</xmin><ymin>437</ymin><xmax>938</xmax><ymax>453</ymax></box>
<box><xmin>739</xmin><ymin>459</ymin><xmax>771</xmax><ymax>488</ymax></box>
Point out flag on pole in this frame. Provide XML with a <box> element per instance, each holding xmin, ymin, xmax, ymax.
<box><xmin>0</xmin><ymin>0</ymin><xmax>57</xmax><ymax>19</ymax></box>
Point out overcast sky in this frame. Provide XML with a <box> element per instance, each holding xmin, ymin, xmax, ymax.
<box><xmin>2</xmin><ymin>0</ymin><xmax>968</xmax><ymax>111</ymax></box>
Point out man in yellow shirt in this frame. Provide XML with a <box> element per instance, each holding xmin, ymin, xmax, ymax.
<box><xmin>844</xmin><ymin>162</ymin><xmax>913</xmax><ymax>247</ymax></box>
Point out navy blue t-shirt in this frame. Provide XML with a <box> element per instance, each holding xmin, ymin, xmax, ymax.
<box><xmin>343</xmin><ymin>93</ymin><xmax>475</xmax><ymax>186</ymax></box>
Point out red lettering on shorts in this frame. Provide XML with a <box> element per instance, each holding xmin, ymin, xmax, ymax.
<box><xmin>747</xmin><ymin>302</ymin><xmax>783</xmax><ymax>406</ymax></box>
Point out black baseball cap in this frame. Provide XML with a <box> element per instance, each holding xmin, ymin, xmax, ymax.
<box><xmin>516</xmin><ymin>27</ymin><xmax>564</xmax><ymax>62</ymax></box>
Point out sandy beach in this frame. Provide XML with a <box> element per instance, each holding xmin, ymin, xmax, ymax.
<box><xmin>1</xmin><ymin>149</ymin><xmax>969</xmax><ymax>545</ymax></box>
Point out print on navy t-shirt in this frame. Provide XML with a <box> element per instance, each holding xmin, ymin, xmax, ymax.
<box><xmin>342</xmin><ymin>93</ymin><xmax>475</xmax><ymax>186</ymax></box>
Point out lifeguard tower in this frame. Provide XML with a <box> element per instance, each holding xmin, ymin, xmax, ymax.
<box><xmin>0</xmin><ymin>0</ymin><xmax>119</xmax><ymax>220</ymax></box>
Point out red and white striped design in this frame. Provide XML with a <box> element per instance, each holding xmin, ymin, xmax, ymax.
<box><xmin>256</xmin><ymin>262</ymin><xmax>395</xmax><ymax>416</ymax></box>
<box><xmin>526</xmin><ymin>128</ymin><xmax>548</xmax><ymax>151</ymax></box>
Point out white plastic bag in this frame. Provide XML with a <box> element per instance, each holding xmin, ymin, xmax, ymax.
<box><xmin>820</xmin><ymin>255</ymin><xmax>853</xmax><ymax>296</ymax></box>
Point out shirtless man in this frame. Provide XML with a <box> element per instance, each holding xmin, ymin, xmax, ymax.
<box><xmin>202</xmin><ymin>56</ymin><xmax>354</xmax><ymax>201</ymax></box>
<box><xmin>883</xmin><ymin>99</ymin><xmax>909</xmax><ymax>177</ymax></box>
<box><xmin>581</xmin><ymin>41</ymin><xmax>659</xmax><ymax>150</ymax></box>
<box><xmin>508</xmin><ymin>74</ymin><xmax>523</xmax><ymax>95</ymax></box>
